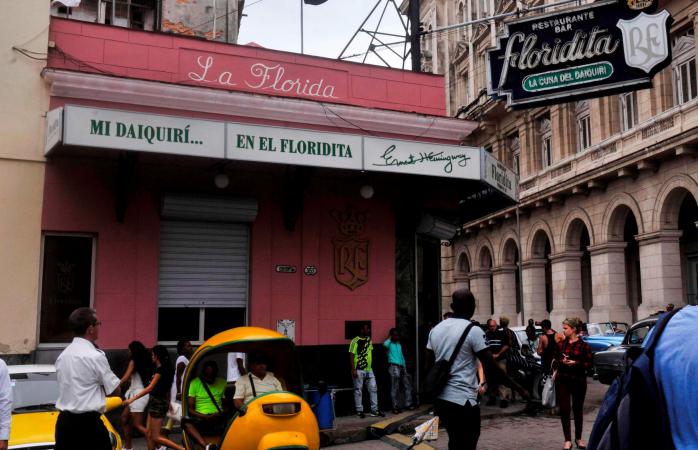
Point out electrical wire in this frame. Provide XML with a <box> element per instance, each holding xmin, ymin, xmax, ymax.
<box><xmin>12</xmin><ymin>47</ymin><xmax>48</xmax><ymax>61</ymax></box>
<box><xmin>244</xmin><ymin>0</ymin><xmax>267</xmax><ymax>8</ymax></box>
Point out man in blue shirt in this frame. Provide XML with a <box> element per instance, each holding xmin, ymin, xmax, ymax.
<box><xmin>383</xmin><ymin>328</ymin><xmax>413</xmax><ymax>413</ymax></box>
<box><xmin>646</xmin><ymin>305</ymin><xmax>698</xmax><ymax>449</ymax></box>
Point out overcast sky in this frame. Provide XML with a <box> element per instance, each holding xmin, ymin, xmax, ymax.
<box><xmin>238</xmin><ymin>0</ymin><xmax>411</xmax><ymax>69</ymax></box>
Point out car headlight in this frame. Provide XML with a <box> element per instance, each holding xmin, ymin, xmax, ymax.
<box><xmin>261</xmin><ymin>402</ymin><xmax>301</xmax><ymax>415</ymax></box>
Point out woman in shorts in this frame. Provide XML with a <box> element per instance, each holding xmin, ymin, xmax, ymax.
<box><xmin>123</xmin><ymin>345</ymin><xmax>184</xmax><ymax>450</ymax></box>
<box><xmin>119</xmin><ymin>341</ymin><xmax>154</xmax><ymax>450</ymax></box>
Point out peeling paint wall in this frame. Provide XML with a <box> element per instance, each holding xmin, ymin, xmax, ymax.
<box><xmin>162</xmin><ymin>0</ymin><xmax>243</xmax><ymax>43</ymax></box>
<box><xmin>49</xmin><ymin>0</ymin><xmax>243</xmax><ymax>44</ymax></box>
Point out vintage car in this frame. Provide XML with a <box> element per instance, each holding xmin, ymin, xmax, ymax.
<box><xmin>593</xmin><ymin>316</ymin><xmax>659</xmax><ymax>385</ymax></box>
<box><xmin>8</xmin><ymin>364</ymin><xmax>122</xmax><ymax>450</ymax></box>
<box><xmin>582</xmin><ymin>321</ymin><xmax>629</xmax><ymax>353</ymax></box>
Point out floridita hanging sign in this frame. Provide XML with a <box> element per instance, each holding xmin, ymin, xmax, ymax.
<box><xmin>487</xmin><ymin>0</ymin><xmax>672</xmax><ymax>109</ymax></box>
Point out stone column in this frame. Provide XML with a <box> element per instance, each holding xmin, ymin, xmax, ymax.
<box><xmin>469</xmin><ymin>270</ymin><xmax>492</xmax><ymax>323</ymax></box>
<box><xmin>522</xmin><ymin>258</ymin><xmax>549</xmax><ymax>321</ymax></box>
<box><xmin>441</xmin><ymin>243</ymin><xmax>455</xmax><ymax>315</ymax></box>
<box><xmin>549</xmin><ymin>251</ymin><xmax>586</xmax><ymax>326</ymax></box>
<box><xmin>588</xmin><ymin>242</ymin><xmax>633</xmax><ymax>324</ymax></box>
<box><xmin>636</xmin><ymin>231</ymin><xmax>684</xmax><ymax>318</ymax></box>
<box><xmin>492</xmin><ymin>265</ymin><xmax>518</xmax><ymax>322</ymax></box>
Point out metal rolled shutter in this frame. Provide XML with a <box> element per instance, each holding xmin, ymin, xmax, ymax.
<box><xmin>158</xmin><ymin>220</ymin><xmax>249</xmax><ymax>308</ymax></box>
<box><xmin>161</xmin><ymin>194</ymin><xmax>258</xmax><ymax>223</ymax></box>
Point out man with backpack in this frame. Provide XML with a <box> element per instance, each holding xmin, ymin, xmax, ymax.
<box><xmin>589</xmin><ymin>305</ymin><xmax>698</xmax><ymax>450</ymax></box>
<box><xmin>426</xmin><ymin>289</ymin><xmax>529</xmax><ymax>450</ymax></box>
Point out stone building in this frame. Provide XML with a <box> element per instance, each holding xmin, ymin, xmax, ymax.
<box><xmin>50</xmin><ymin>0</ymin><xmax>244</xmax><ymax>44</ymax></box>
<box><xmin>422</xmin><ymin>0</ymin><xmax>698</xmax><ymax>326</ymax></box>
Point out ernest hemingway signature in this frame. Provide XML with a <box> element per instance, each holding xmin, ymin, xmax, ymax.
<box><xmin>372</xmin><ymin>145</ymin><xmax>471</xmax><ymax>174</ymax></box>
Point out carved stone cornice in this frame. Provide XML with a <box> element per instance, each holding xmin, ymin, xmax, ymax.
<box><xmin>549</xmin><ymin>251</ymin><xmax>584</xmax><ymax>263</ymax></box>
<box><xmin>635</xmin><ymin>230</ymin><xmax>683</xmax><ymax>246</ymax></box>
<box><xmin>469</xmin><ymin>269</ymin><xmax>492</xmax><ymax>280</ymax></box>
<box><xmin>492</xmin><ymin>264</ymin><xmax>517</xmax><ymax>275</ymax></box>
<box><xmin>587</xmin><ymin>241</ymin><xmax>627</xmax><ymax>256</ymax></box>
<box><xmin>521</xmin><ymin>258</ymin><xmax>547</xmax><ymax>269</ymax></box>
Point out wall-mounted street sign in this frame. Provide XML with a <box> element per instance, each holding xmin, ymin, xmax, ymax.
<box><xmin>487</xmin><ymin>0</ymin><xmax>672</xmax><ymax>109</ymax></box>
<box><xmin>48</xmin><ymin>105</ymin><xmax>518</xmax><ymax>200</ymax></box>
<box><xmin>61</xmin><ymin>105</ymin><xmax>225</xmax><ymax>157</ymax></box>
<box><xmin>364</xmin><ymin>136</ymin><xmax>480</xmax><ymax>180</ymax></box>
<box><xmin>227</xmin><ymin>122</ymin><xmax>362</xmax><ymax>170</ymax></box>
<box><xmin>481</xmin><ymin>150</ymin><xmax>518</xmax><ymax>201</ymax></box>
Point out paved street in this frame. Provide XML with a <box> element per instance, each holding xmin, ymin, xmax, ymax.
<box><xmin>328</xmin><ymin>408</ymin><xmax>598</xmax><ymax>450</ymax></box>
<box><xmin>132</xmin><ymin>381</ymin><xmax>607</xmax><ymax>450</ymax></box>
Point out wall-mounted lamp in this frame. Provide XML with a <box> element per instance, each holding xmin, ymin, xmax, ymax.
<box><xmin>360</xmin><ymin>185</ymin><xmax>375</xmax><ymax>199</ymax></box>
<box><xmin>214</xmin><ymin>172</ymin><xmax>230</xmax><ymax>189</ymax></box>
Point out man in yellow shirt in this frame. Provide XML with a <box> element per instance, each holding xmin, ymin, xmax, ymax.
<box><xmin>233</xmin><ymin>353</ymin><xmax>282</xmax><ymax>408</ymax></box>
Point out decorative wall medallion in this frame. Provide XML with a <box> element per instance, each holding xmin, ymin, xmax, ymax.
<box><xmin>331</xmin><ymin>207</ymin><xmax>369</xmax><ymax>290</ymax></box>
<box><xmin>303</xmin><ymin>265</ymin><xmax>318</xmax><ymax>276</ymax></box>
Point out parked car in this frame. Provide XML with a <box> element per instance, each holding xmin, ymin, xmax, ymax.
<box><xmin>593</xmin><ymin>316</ymin><xmax>659</xmax><ymax>385</ymax></box>
<box><xmin>510</xmin><ymin>325</ymin><xmax>542</xmax><ymax>365</ymax></box>
<box><xmin>8</xmin><ymin>364</ymin><xmax>122</xmax><ymax>450</ymax></box>
<box><xmin>582</xmin><ymin>321</ymin><xmax>629</xmax><ymax>353</ymax></box>
<box><xmin>508</xmin><ymin>325</ymin><xmax>544</xmax><ymax>398</ymax></box>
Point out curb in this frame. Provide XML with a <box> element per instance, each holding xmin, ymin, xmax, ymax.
<box><xmin>320</xmin><ymin>406</ymin><xmax>432</xmax><ymax>447</ymax></box>
<box><xmin>380</xmin><ymin>433</ymin><xmax>435</xmax><ymax>450</ymax></box>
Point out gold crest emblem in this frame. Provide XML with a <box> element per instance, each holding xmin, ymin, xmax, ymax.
<box><xmin>627</xmin><ymin>0</ymin><xmax>654</xmax><ymax>10</ymax></box>
<box><xmin>331</xmin><ymin>207</ymin><xmax>369</xmax><ymax>291</ymax></box>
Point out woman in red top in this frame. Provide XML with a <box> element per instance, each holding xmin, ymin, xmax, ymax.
<box><xmin>554</xmin><ymin>317</ymin><xmax>592</xmax><ymax>450</ymax></box>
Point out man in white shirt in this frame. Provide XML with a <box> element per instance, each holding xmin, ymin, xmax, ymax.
<box><xmin>226</xmin><ymin>352</ymin><xmax>246</xmax><ymax>383</ymax></box>
<box><xmin>0</xmin><ymin>358</ymin><xmax>11</xmax><ymax>450</ymax></box>
<box><xmin>55</xmin><ymin>307</ymin><xmax>121</xmax><ymax>450</ymax></box>
<box><xmin>233</xmin><ymin>352</ymin><xmax>282</xmax><ymax>408</ymax></box>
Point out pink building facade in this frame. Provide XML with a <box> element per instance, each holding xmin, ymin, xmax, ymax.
<box><xmin>39</xmin><ymin>19</ymin><xmax>511</xmax><ymax>388</ymax></box>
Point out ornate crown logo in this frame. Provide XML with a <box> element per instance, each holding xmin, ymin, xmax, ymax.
<box><xmin>331</xmin><ymin>207</ymin><xmax>367</xmax><ymax>237</ymax></box>
<box><xmin>331</xmin><ymin>206</ymin><xmax>369</xmax><ymax>291</ymax></box>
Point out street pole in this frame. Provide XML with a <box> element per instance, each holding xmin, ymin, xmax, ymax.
<box><xmin>414</xmin><ymin>233</ymin><xmax>420</xmax><ymax>401</ymax></box>
<box><xmin>516</xmin><ymin>205</ymin><xmax>525</xmax><ymax>326</ymax></box>
<box><xmin>300</xmin><ymin>0</ymin><xmax>304</xmax><ymax>54</ymax></box>
<box><xmin>408</xmin><ymin>0</ymin><xmax>421</xmax><ymax>72</ymax></box>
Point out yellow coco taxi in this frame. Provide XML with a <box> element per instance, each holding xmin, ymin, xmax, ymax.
<box><xmin>8</xmin><ymin>365</ymin><xmax>122</xmax><ymax>450</ymax></box>
<box><xmin>181</xmin><ymin>327</ymin><xmax>320</xmax><ymax>450</ymax></box>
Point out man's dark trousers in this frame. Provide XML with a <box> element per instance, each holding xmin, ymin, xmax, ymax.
<box><xmin>55</xmin><ymin>410</ymin><xmax>111</xmax><ymax>450</ymax></box>
<box><xmin>434</xmin><ymin>398</ymin><xmax>480</xmax><ymax>450</ymax></box>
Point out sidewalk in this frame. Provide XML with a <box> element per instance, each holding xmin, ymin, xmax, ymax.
<box><xmin>322</xmin><ymin>400</ymin><xmax>530</xmax><ymax>447</ymax></box>
<box><xmin>129</xmin><ymin>402</ymin><xmax>529</xmax><ymax>449</ymax></box>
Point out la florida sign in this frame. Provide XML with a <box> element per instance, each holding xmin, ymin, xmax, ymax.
<box><xmin>487</xmin><ymin>0</ymin><xmax>672</xmax><ymax>109</ymax></box>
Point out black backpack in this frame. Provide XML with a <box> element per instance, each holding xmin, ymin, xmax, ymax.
<box><xmin>588</xmin><ymin>308</ymin><xmax>681</xmax><ymax>450</ymax></box>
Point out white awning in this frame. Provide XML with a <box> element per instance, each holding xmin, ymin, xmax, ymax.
<box><xmin>46</xmin><ymin>104</ymin><xmax>517</xmax><ymax>201</ymax></box>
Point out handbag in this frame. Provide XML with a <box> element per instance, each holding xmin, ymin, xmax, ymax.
<box><xmin>166</xmin><ymin>400</ymin><xmax>182</xmax><ymax>422</ymax></box>
<box><xmin>422</xmin><ymin>321</ymin><xmax>475</xmax><ymax>398</ymax></box>
<box><xmin>541</xmin><ymin>370</ymin><xmax>557</xmax><ymax>408</ymax></box>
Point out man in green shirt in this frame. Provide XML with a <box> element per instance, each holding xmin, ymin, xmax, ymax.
<box><xmin>349</xmin><ymin>324</ymin><xmax>384</xmax><ymax>418</ymax></box>
<box><xmin>183</xmin><ymin>361</ymin><xmax>227</xmax><ymax>450</ymax></box>
<box><xmin>383</xmin><ymin>328</ymin><xmax>414</xmax><ymax>413</ymax></box>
